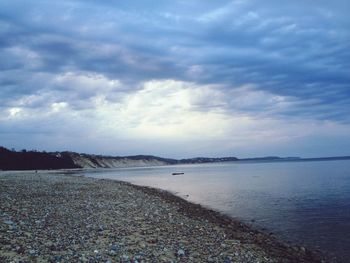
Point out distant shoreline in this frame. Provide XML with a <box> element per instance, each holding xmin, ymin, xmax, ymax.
<box><xmin>1</xmin><ymin>146</ymin><xmax>349</xmax><ymax>171</ymax></box>
<box><xmin>1</xmin><ymin>156</ymin><xmax>350</xmax><ymax>172</ymax></box>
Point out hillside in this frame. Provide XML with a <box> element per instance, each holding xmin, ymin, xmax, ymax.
<box><xmin>0</xmin><ymin>147</ymin><xmax>239</xmax><ymax>170</ymax></box>
<box><xmin>2</xmin><ymin>146</ymin><xmax>348</xmax><ymax>171</ymax></box>
<box><xmin>0</xmin><ymin>147</ymin><xmax>79</xmax><ymax>170</ymax></box>
<box><xmin>67</xmin><ymin>152</ymin><xmax>175</xmax><ymax>169</ymax></box>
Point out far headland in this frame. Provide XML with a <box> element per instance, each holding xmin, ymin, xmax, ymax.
<box><xmin>1</xmin><ymin>146</ymin><xmax>349</xmax><ymax>171</ymax></box>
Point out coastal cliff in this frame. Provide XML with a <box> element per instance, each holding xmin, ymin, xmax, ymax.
<box><xmin>1</xmin><ymin>146</ymin><xmax>349</xmax><ymax>171</ymax></box>
<box><xmin>68</xmin><ymin>153</ymin><xmax>171</xmax><ymax>168</ymax></box>
<box><xmin>0</xmin><ymin>146</ymin><xmax>239</xmax><ymax>170</ymax></box>
<box><xmin>0</xmin><ymin>147</ymin><xmax>172</xmax><ymax>170</ymax></box>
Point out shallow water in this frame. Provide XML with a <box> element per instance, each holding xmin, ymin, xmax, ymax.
<box><xmin>80</xmin><ymin>160</ymin><xmax>350</xmax><ymax>261</ymax></box>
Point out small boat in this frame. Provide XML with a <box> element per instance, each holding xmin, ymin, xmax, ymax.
<box><xmin>172</xmin><ymin>172</ymin><xmax>184</xmax><ymax>175</ymax></box>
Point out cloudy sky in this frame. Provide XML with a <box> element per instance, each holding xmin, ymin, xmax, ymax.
<box><xmin>0</xmin><ymin>0</ymin><xmax>349</xmax><ymax>158</ymax></box>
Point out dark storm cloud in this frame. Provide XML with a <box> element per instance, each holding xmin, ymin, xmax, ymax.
<box><xmin>0</xmin><ymin>0</ymin><xmax>349</xmax><ymax>120</ymax></box>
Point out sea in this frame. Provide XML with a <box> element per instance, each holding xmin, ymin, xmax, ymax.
<box><xmin>76</xmin><ymin>159</ymin><xmax>350</xmax><ymax>261</ymax></box>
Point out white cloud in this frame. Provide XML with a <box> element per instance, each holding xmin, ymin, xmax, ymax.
<box><xmin>1</xmin><ymin>76</ymin><xmax>350</xmax><ymax>157</ymax></box>
<box><xmin>8</xmin><ymin>107</ymin><xmax>22</xmax><ymax>117</ymax></box>
<box><xmin>52</xmin><ymin>72</ymin><xmax>121</xmax><ymax>94</ymax></box>
<box><xmin>197</xmin><ymin>1</ymin><xmax>247</xmax><ymax>23</ymax></box>
<box><xmin>51</xmin><ymin>102</ymin><xmax>68</xmax><ymax>112</ymax></box>
<box><xmin>71</xmin><ymin>79</ymin><xmax>350</xmax><ymax>146</ymax></box>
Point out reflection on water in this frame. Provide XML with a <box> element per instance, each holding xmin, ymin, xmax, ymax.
<box><xmin>79</xmin><ymin>160</ymin><xmax>350</xmax><ymax>261</ymax></box>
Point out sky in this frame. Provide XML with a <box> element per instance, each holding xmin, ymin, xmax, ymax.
<box><xmin>0</xmin><ymin>0</ymin><xmax>349</xmax><ymax>158</ymax></box>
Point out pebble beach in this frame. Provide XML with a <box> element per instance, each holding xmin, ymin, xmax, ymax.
<box><xmin>0</xmin><ymin>171</ymin><xmax>327</xmax><ymax>263</ymax></box>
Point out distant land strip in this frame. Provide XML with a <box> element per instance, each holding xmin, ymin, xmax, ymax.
<box><xmin>1</xmin><ymin>146</ymin><xmax>349</xmax><ymax>171</ymax></box>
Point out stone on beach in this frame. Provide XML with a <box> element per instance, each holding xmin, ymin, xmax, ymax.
<box><xmin>0</xmin><ymin>172</ymin><xmax>325</xmax><ymax>262</ymax></box>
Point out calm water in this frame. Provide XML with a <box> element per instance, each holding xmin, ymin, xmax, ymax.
<box><xmin>79</xmin><ymin>160</ymin><xmax>350</xmax><ymax>261</ymax></box>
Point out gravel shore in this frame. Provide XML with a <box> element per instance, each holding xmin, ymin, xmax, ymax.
<box><xmin>0</xmin><ymin>171</ymin><xmax>328</xmax><ymax>263</ymax></box>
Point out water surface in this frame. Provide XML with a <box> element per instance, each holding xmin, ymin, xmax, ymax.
<box><xmin>80</xmin><ymin>160</ymin><xmax>350</xmax><ymax>261</ymax></box>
